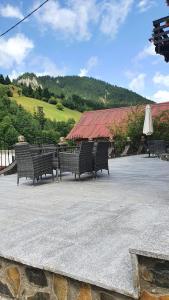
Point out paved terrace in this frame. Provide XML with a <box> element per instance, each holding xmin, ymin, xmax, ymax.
<box><xmin>0</xmin><ymin>156</ymin><xmax>169</xmax><ymax>298</ymax></box>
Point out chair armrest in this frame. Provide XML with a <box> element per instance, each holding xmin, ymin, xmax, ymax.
<box><xmin>32</xmin><ymin>152</ymin><xmax>53</xmax><ymax>164</ymax></box>
<box><xmin>42</xmin><ymin>147</ymin><xmax>56</xmax><ymax>154</ymax></box>
<box><xmin>59</xmin><ymin>152</ymin><xmax>79</xmax><ymax>173</ymax></box>
<box><xmin>41</xmin><ymin>152</ymin><xmax>54</xmax><ymax>159</ymax></box>
<box><xmin>30</xmin><ymin>146</ymin><xmax>42</xmax><ymax>156</ymax></box>
<box><xmin>59</xmin><ymin>152</ymin><xmax>79</xmax><ymax>159</ymax></box>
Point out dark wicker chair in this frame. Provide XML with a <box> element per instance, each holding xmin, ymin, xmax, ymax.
<box><xmin>41</xmin><ymin>144</ymin><xmax>56</xmax><ymax>153</ymax></box>
<box><xmin>93</xmin><ymin>141</ymin><xmax>109</xmax><ymax>177</ymax></box>
<box><xmin>147</xmin><ymin>140</ymin><xmax>166</xmax><ymax>157</ymax></box>
<box><xmin>15</xmin><ymin>143</ymin><xmax>54</xmax><ymax>185</ymax></box>
<box><xmin>38</xmin><ymin>144</ymin><xmax>59</xmax><ymax>181</ymax></box>
<box><xmin>59</xmin><ymin>142</ymin><xmax>94</xmax><ymax>180</ymax></box>
<box><xmin>29</xmin><ymin>144</ymin><xmax>41</xmax><ymax>155</ymax></box>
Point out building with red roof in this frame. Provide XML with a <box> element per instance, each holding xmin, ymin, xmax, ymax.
<box><xmin>67</xmin><ymin>102</ymin><xmax>169</xmax><ymax>140</ymax></box>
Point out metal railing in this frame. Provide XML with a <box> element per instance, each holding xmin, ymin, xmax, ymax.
<box><xmin>0</xmin><ymin>137</ymin><xmax>78</xmax><ymax>172</ymax></box>
<box><xmin>0</xmin><ymin>141</ymin><xmax>15</xmax><ymax>171</ymax></box>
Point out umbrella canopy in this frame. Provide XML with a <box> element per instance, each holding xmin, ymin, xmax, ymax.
<box><xmin>143</xmin><ymin>104</ymin><xmax>153</xmax><ymax>136</ymax></box>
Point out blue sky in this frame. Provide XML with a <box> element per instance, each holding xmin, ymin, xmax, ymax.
<box><xmin>0</xmin><ymin>0</ymin><xmax>168</xmax><ymax>102</ymax></box>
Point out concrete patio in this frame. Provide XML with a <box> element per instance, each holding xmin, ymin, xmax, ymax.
<box><xmin>0</xmin><ymin>155</ymin><xmax>169</xmax><ymax>298</ymax></box>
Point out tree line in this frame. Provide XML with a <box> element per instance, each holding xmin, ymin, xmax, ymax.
<box><xmin>17</xmin><ymin>83</ymin><xmax>102</xmax><ymax>112</ymax></box>
<box><xmin>1</xmin><ymin>72</ymin><xmax>154</xmax><ymax>114</ymax></box>
<box><xmin>18</xmin><ymin>74</ymin><xmax>154</xmax><ymax>112</ymax></box>
<box><xmin>20</xmin><ymin>84</ymin><xmax>105</xmax><ymax>112</ymax></box>
<box><xmin>37</xmin><ymin>74</ymin><xmax>153</xmax><ymax>106</ymax></box>
<box><xmin>0</xmin><ymin>74</ymin><xmax>11</xmax><ymax>85</ymax></box>
<box><xmin>0</xmin><ymin>94</ymin><xmax>75</xmax><ymax>147</ymax></box>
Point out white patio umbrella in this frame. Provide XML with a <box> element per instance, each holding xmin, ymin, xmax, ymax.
<box><xmin>143</xmin><ymin>104</ymin><xmax>153</xmax><ymax>136</ymax></box>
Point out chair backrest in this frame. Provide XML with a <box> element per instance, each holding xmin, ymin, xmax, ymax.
<box><xmin>78</xmin><ymin>142</ymin><xmax>94</xmax><ymax>172</ymax></box>
<box><xmin>42</xmin><ymin>144</ymin><xmax>55</xmax><ymax>149</ymax></box>
<box><xmin>95</xmin><ymin>141</ymin><xmax>109</xmax><ymax>159</ymax></box>
<box><xmin>15</xmin><ymin>143</ymin><xmax>33</xmax><ymax>171</ymax></box>
<box><xmin>42</xmin><ymin>144</ymin><xmax>56</xmax><ymax>154</ymax></box>
<box><xmin>29</xmin><ymin>144</ymin><xmax>41</xmax><ymax>155</ymax></box>
<box><xmin>93</xmin><ymin>141</ymin><xmax>109</xmax><ymax>172</ymax></box>
<box><xmin>147</xmin><ymin>140</ymin><xmax>166</xmax><ymax>154</ymax></box>
<box><xmin>79</xmin><ymin>142</ymin><xmax>94</xmax><ymax>158</ymax></box>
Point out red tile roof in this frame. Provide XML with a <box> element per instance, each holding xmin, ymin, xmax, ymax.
<box><xmin>67</xmin><ymin>102</ymin><xmax>169</xmax><ymax>140</ymax></box>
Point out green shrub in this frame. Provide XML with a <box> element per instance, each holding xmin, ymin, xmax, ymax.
<box><xmin>48</xmin><ymin>98</ymin><xmax>57</xmax><ymax>105</ymax></box>
<box><xmin>153</xmin><ymin>110</ymin><xmax>169</xmax><ymax>141</ymax></box>
<box><xmin>42</xmin><ymin>97</ymin><xmax>48</xmax><ymax>102</ymax></box>
<box><xmin>41</xmin><ymin>129</ymin><xmax>60</xmax><ymax>144</ymax></box>
<box><xmin>7</xmin><ymin>89</ymin><xmax>13</xmax><ymax>97</ymax></box>
<box><xmin>56</xmin><ymin>102</ymin><xmax>64</xmax><ymax>111</ymax></box>
<box><xmin>109</xmin><ymin>106</ymin><xmax>169</xmax><ymax>155</ymax></box>
<box><xmin>0</xmin><ymin>95</ymin><xmax>76</xmax><ymax>147</ymax></box>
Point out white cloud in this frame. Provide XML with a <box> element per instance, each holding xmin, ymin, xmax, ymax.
<box><xmin>9</xmin><ymin>56</ymin><xmax>67</xmax><ymax>80</ymax></box>
<box><xmin>79</xmin><ymin>68</ymin><xmax>88</xmax><ymax>77</ymax></box>
<box><xmin>35</xmin><ymin>0</ymin><xmax>134</xmax><ymax>41</ymax></box>
<box><xmin>135</xmin><ymin>44</ymin><xmax>156</xmax><ymax>61</ymax></box>
<box><xmin>0</xmin><ymin>34</ymin><xmax>34</xmax><ymax>69</ymax></box>
<box><xmin>137</xmin><ymin>0</ymin><xmax>155</xmax><ymax>12</ymax></box>
<box><xmin>34</xmin><ymin>57</ymin><xmax>67</xmax><ymax>77</ymax></box>
<box><xmin>35</xmin><ymin>0</ymin><xmax>99</xmax><ymax>41</ymax></box>
<box><xmin>129</xmin><ymin>73</ymin><xmax>146</xmax><ymax>92</ymax></box>
<box><xmin>79</xmin><ymin>56</ymin><xmax>98</xmax><ymax>77</ymax></box>
<box><xmin>9</xmin><ymin>70</ymin><xmax>21</xmax><ymax>80</ymax></box>
<box><xmin>100</xmin><ymin>0</ymin><xmax>133</xmax><ymax>38</ymax></box>
<box><xmin>153</xmin><ymin>72</ymin><xmax>169</xmax><ymax>88</ymax></box>
<box><xmin>152</xmin><ymin>90</ymin><xmax>169</xmax><ymax>103</ymax></box>
<box><xmin>0</xmin><ymin>4</ymin><xmax>23</xmax><ymax>19</ymax></box>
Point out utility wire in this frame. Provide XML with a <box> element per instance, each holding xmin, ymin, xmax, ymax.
<box><xmin>0</xmin><ymin>0</ymin><xmax>50</xmax><ymax>38</ymax></box>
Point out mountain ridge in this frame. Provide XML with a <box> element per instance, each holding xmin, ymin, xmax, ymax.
<box><xmin>14</xmin><ymin>73</ymin><xmax>154</xmax><ymax>111</ymax></box>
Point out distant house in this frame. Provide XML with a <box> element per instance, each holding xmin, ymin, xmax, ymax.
<box><xmin>66</xmin><ymin>102</ymin><xmax>169</xmax><ymax>141</ymax></box>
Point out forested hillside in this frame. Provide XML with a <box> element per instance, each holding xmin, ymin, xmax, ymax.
<box><xmin>0</xmin><ymin>82</ymin><xmax>76</xmax><ymax>146</ymax></box>
<box><xmin>15</xmin><ymin>73</ymin><xmax>154</xmax><ymax>112</ymax></box>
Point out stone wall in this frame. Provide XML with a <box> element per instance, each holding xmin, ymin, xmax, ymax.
<box><xmin>0</xmin><ymin>257</ymin><xmax>132</xmax><ymax>300</ymax></box>
<box><xmin>138</xmin><ymin>256</ymin><xmax>169</xmax><ymax>300</ymax></box>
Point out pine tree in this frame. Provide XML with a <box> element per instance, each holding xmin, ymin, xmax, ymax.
<box><xmin>22</xmin><ymin>85</ymin><xmax>29</xmax><ymax>97</ymax></box>
<box><xmin>0</xmin><ymin>74</ymin><xmax>5</xmax><ymax>84</ymax></box>
<box><xmin>60</xmin><ymin>92</ymin><xmax>65</xmax><ymax>99</ymax></box>
<box><xmin>5</xmin><ymin>75</ymin><xmax>11</xmax><ymax>85</ymax></box>
<box><xmin>35</xmin><ymin>106</ymin><xmax>46</xmax><ymax>129</ymax></box>
<box><xmin>36</xmin><ymin>86</ymin><xmax>42</xmax><ymax>99</ymax></box>
<box><xmin>28</xmin><ymin>84</ymin><xmax>34</xmax><ymax>98</ymax></box>
<box><xmin>42</xmin><ymin>87</ymin><xmax>50</xmax><ymax>100</ymax></box>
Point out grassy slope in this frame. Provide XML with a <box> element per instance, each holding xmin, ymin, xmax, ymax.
<box><xmin>11</xmin><ymin>95</ymin><xmax>81</xmax><ymax>122</ymax></box>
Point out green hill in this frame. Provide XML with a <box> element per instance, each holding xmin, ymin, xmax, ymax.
<box><xmin>15</xmin><ymin>73</ymin><xmax>154</xmax><ymax>111</ymax></box>
<box><xmin>0</xmin><ymin>83</ymin><xmax>81</xmax><ymax>122</ymax></box>
<box><xmin>11</xmin><ymin>95</ymin><xmax>81</xmax><ymax>122</ymax></box>
<box><xmin>0</xmin><ymin>83</ymin><xmax>80</xmax><ymax>146</ymax></box>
